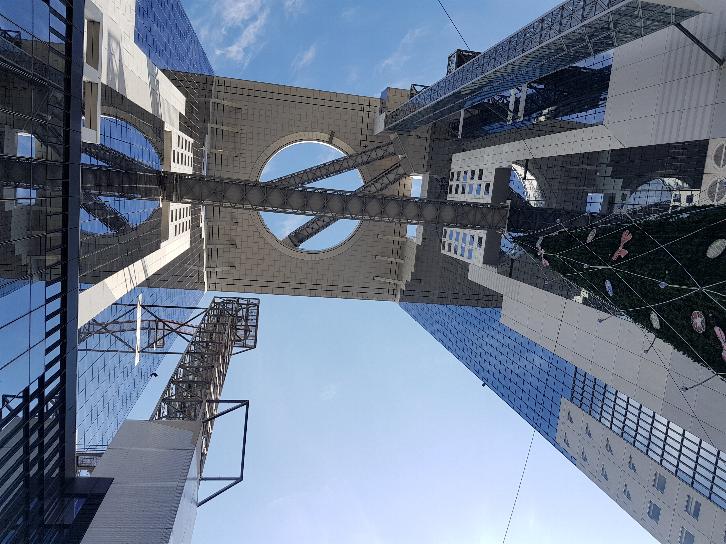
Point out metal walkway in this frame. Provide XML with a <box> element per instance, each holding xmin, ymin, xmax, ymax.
<box><xmin>384</xmin><ymin>0</ymin><xmax>703</xmax><ymax>131</ymax></box>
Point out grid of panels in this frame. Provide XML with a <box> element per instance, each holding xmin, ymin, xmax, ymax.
<box><xmin>0</xmin><ymin>0</ymin><xmax>81</xmax><ymax>541</ymax></box>
<box><xmin>402</xmin><ymin>301</ymin><xmax>726</xmax><ymax>513</ymax></box>
<box><xmin>571</xmin><ymin>368</ymin><xmax>726</xmax><ymax>509</ymax></box>
<box><xmin>400</xmin><ymin>303</ymin><xmax>574</xmax><ymax>449</ymax></box>
<box><xmin>134</xmin><ymin>0</ymin><xmax>214</xmax><ymax>75</ymax></box>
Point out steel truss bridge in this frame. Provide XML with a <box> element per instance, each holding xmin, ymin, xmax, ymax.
<box><xmin>78</xmin><ymin>297</ymin><xmax>260</xmax><ymax>506</ymax></box>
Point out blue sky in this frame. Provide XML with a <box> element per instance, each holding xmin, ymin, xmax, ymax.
<box><xmin>155</xmin><ymin>1</ymin><xmax>660</xmax><ymax>542</ymax></box>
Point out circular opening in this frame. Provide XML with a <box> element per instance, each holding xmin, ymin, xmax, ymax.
<box><xmin>259</xmin><ymin>142</ymin><xmax>363</xmax><ymax>251</ymax></box>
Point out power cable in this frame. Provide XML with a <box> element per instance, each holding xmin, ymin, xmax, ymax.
<box><xmin>435</xmin><ymin>0</ymin><xmax>471</xmax><ymax>49</ymax></box>
<box><xmin>502</xmin><ymin>429</ymin><xmax>535</xmax><ymax>544</ymax></box>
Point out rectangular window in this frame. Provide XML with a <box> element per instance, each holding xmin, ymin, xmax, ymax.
<box><xmin>462</xmin><ymin>171</ymin><xmax>468</xmax><ymax>182</ymax></box>
<box><xmin>455</xmin><ymin>185</ymin><xmax>459</xmax><ymax>194</ymax></box>
<box><xmin>647</xmin><ymin>501</ymin><xmax>661</xmax><ymax>523</ymax></box>
<box><xmin>468</xmin><ymin>184</ymin><xmax>474</xmax><ymax>194</ymax></box>
<box><xmin>477</xmin><ymin>236</ymin><xmax>483</xmax><ymax>247</ymax></box>
<box><xmin>85</xmin><ymin>20</ymin><xmax>101</xmax><ymax>69</ymax></box>
<box><xmin>478</xmin><ymin>169</ymin><xmax>483</xmax><ymax>180</ymax></box>
<box><xmin>679</xmin><ymin>527</ymin><xmax>695</xmax><ymax>544</ymax></box>
<box><xmin>623</xmin><ymin>483</ymin><xmax>631</xmax><ymax>500</ymax></box>
<box><xmin>476</xmin><ymin>184</ymin><xmax>481</xmax><ymax>195</ymax></box>
<box><xmin>470</xmin><ymin>170</ymin><xmax>475</xmax><ymax>180</ymax></box>
<box><xmin>484</xmin><ymin>182</ymin><xmax>491</xmax><ymax>194</ymax></box>
<box><xmin>685</xmin><ymin>495</ymin><xmax>701</xmax><ymax>520</ymax></box>
<box><xmin>455</xmin><ymin>232</ymin><xmax>460</xmax><ymax>242</ymax></box>
<box><xmin>450</xmin><ymin>172</ymin><xmax>454</xmax><ymax>181</ymax></box>
<box><xmin>456</xmin><ymin>171</ymin><xmax>461</xmax><ymax>181</ymax></box>
<box><xmin>448</xmin><ymin>184</ymin><xmax>453</xmax><ymax>194</ymax></box>
<box><xmin>653</xmin><ymin>472</ymin><xmax>666</xmax><ymax>493</ymax></box>
<box><xmin>467</xmin><ymin>248</ymin><xmax>473</xmax><ymax>259</ymax></box>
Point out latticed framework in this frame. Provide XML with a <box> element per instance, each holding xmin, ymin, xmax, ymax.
<box><xmin>151</xmin><ymin>297</ymin><xmax>259</xmax><ymax>468</ymax></box>
<box><xmin>513</xmin><ymin>204</ymin><xmax>726</xmax><ymax>378</ymax></box>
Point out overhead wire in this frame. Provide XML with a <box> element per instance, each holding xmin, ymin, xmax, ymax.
<box><xmin>435</xmin><ymin>0</ymin><xmax>471</xmax><ymax>49</ymax></box>
<box><xmin>502</xmin><ymin>429</ymin><xmax>535</xmax><ymax>544</ymax></box>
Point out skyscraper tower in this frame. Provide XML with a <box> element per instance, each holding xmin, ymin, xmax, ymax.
<box><xmin>0</xmin><ymin>0</ymin><xmax>724</xmax><ymax>543</ymax></box>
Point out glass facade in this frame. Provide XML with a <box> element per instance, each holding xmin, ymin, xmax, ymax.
<box><xmin>401</xmin><ymin>304</ymin><xmax>574</xmax><ymax>451</ymax></box>
<box><xmin>401</xmin><ymin>302</ymin><xmax>726</xmax><ymax>512</ymax></box>
<box><xmin>74</xmin><ymin>0</ymin><xmax>212</xmax><ymax>453</ymax></box>
<box><xmin>134</xmin><ymin>0</ymin><xmax>214</xmax><ymax>75</ymax></box>
<box><xmin>0</xmin><ymin>0</ymin><xmax>83</xmax><ymax>541</ymax></box>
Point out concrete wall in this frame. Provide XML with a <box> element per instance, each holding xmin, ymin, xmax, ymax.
<box><xmin>558</xmin><ymin>400</ymin><xmax>726</xmax><ymax>544</ymax></box>
<box><xmin>469</xmin><ymin>264</ymin><xmax>726</xmax><ymax>453</ymax></box>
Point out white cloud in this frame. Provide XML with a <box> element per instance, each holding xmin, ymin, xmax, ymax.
<box><xmin>216</xmin><ymin>10</ymin><xmax>269</xmax><ymax>64</ymax></box>
<box><xmin>379</xmin><ymin>28</ymin><xmax>426</xmax><ymax>72</ymax></box>
<box><xmin>291</xmin><ymin>44</ymin><xmax>317</xmax><ymax>72</ymax></box>
<box><xmin>283</xmin><ymin>0</ymin><xmax>305</xmax><ymax>16</ymax></box>
<box><xmin>192</xmin><ymin>0</ymin><xmax>269</xmax><ymax>66</ymax></box>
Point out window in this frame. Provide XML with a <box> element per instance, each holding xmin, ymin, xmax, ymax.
<box><xmin>600</xmin><ymin>466</ymin><xmax>608</xmax><ymax>481</ymax></box>
<box><xmin>563</xmin><ymin>432</ymin><xmax>570</xmax><ymax>447</ymax></box>
<box><xmin>623</xmin><ymin>484</ymin><xmax>631</xmax><ymax>501</ymax></box>
<box><xmin>447</xmin><ymin>243</ymin><xmax>451</xmax><ymax>252</ymax></box>
<box><xmin>456</xmin><ymin>171</ymin><xmax>461</xmax><ymax>181</ymax></box>
<box><xmin>468</xmin><ymin>184</ymin><xmax>473</xmax><ymax>194</ymax></box>
<box><xmin>673</xmin><ymin>193</ymin><xmax>682</xmax><ymax>203</ymax></box>
<box><xmin>450</xmin><ymin>172</ymin><xmax>454</xmax><ymax>181</ymax></box>
<box><xmin>476</xmin><ymin>184</ymin><xmax>482</xmax><ymax>195</ymax></box>
<box><xmin>647</xmin><ymin>501</ymin><xmax>661</xmax><ymax>522</ymax></box>
<box><xmin>443</xmin><ymin>229</ymin><xmax>447</xmax><ymax>238</ymax></box>
<box><xmin>477</xmin><ymin>236</ymin><xmax>483</xmax><ymax>247</ymax></box>
<box><xmin>685</xmin><ymin>495</ymin><xmax>701</xmax><ymax>520</ymax></box>
<box><xmin>484</xmin><ymin>182</ymin><xmax>491</xmax><ymax>194</ymax></box>
<box><xmin>455</xmin><ymin>232</ymin><xmax>460</xmax><ymax>242</ymax></box>
<box><xmin>462</xmin><ymin>171</ymin><xmax>468</xmax><ymax>182</ymax></box>
<box><xmin>448</xmin><ymin>230</ymin><xmax>453</xmax><ymax>240</ymax></box>
<box><xmin>628</xmin><ymin>455</ymin><xmax>637</xmax><ymax>472</ymax></box>
<box><xmin>85</xmin><ymin>19</ymin><xmax>101</xmax><ymax>69</ymax></box>
<box><xmin>581</xmin><ymin>449</ymin><xmax>588</xmax><ymax>462</ymax></box>
<box><xmin>478</xmin><ymin>169</ymin><xmax>483</xmax><ymax>180</ymax></box>
<box><xmin>585</xmin><ymin>424</ymin><xmax>592</xmax><ymax>438</ymax></box>
<box><xmin>679</xmin><ymin>527</ymin><xmax>695</xmax><ymax>544</ymax></box>
<box><xmin>455</xmin><ymin>185</ymin><xmax>459</xmax><ymax>194</ymax></box>
<box><xmin>470</xmin><ymin>170</ymin><xmax>475</xmax><ymax>180</ymax></box>
<box><xmin>567</xmin><ymin>411</ymin><xmax>573</xmax><ymax>424</ymax></box>
<box><xmin>469</xmin><ymin>235</ymin><xmax>474</xmax><ymax>245</ymax></box>
<box><xmin>448</xmin><ymin>184</ymin><xmax>453</xmax><ymax>194</ymax></box>
<box><xmin>605</xmin><ymin>438</ymin><xmax>613</xmax><ymax>454</ymax></box>
<box><xmin>653</xmin><ymin>472</ymin><xmax>666</xmax><ymax>493</ymax></box>
<box><xmin>467</xmin><ymin>248</ymin><xmax>473</xmax><ymax>259</ymax></box>
<box><xmin>686</xmin><ymin>194</ymin><xmax>694</xmax><ymax>204</ymax></box>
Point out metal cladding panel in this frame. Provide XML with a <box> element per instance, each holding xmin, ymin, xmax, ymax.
<box><xmin>81</xmin><ymin>420</ymin><xmax>201</xmax><ymax>544</ymax></box>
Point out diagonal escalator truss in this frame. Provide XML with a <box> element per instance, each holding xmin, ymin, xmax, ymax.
<box><xmin>266</xmin><ymin>142</ymin><xmax>397</xmax><ymax>189</ymax></box>
<box><xmin>282</xmin><ymin>162</ymin><xmax>409</xmax><ymax>248</ymax></box>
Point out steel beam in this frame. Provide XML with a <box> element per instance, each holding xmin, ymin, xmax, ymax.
<box><xmin>81</xmin><ymin>194</ymin><xmax>132</xmax><ymax>233</ymax></box>
<box><xmin>162</xmin><ymin>171</ymin><xmax>510</xmax><ymax>231</ymax></box>
<box><xmin>266</xmin><ymin>142</ymin><xmax>396</xmax><ymax>188</ymax></box>
<box><xmin>385</xmin><ymin>1</ymin><xmax>704</xmax><ymax>131</ymax></box>
<box><xmin>283</xmin><ymin>162</ymin><xmax>408</xmax><ymax>247</ymax></box>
